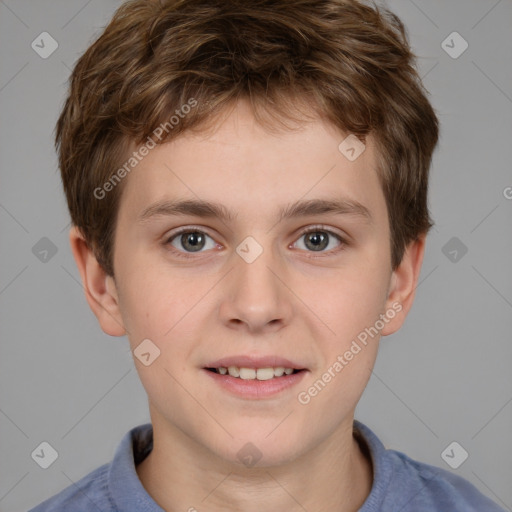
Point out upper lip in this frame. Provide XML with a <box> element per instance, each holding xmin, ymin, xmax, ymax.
<box><xmin>204</xmin><ymin>355</ymin><xmax>307</xmax><ymax>370</ymax></box>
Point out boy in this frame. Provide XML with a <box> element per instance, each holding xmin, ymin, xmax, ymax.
<box><xmin>30</xmin><ymin>0</ymin><xmax>506</xmax><ymax>510</ymax></box>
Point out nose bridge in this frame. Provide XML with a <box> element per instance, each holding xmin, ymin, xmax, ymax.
<box><xmin>234</xmin><ymin>234</ymin><xmax>282</xmax><ymax>303</ymax></box>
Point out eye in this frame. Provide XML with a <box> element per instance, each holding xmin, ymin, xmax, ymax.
<box><xmin>163</xmin><ymin>225</ymin><xmax>347</xmax><ymax>260</ymax></box>
<box><xmin>165</xmin><ymin>228</ymin><xmax>218</xmax><ymax>256</ymax></box>
<box><xmin>293</xmin><ymin>226</ymin><xmax>345</xmax><ymax>255</ymax></box>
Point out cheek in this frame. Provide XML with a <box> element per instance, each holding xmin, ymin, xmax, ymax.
<box><xmin>300</xmin><ymin>257</ymin><xmax>389</xmax><ymax>414</ymax></box>
<box><xmin>116</xmin><ymin>256</ymin><xmax>190</xmax><ymax>335</ymax></box>
<box><xmin>117</xmin><ymin>268</ymin><xmax>215</xmax><ymax>380</ymax></box>
<box><xmin>296</xmin><ymin>274</ymin><xmax>384</xmax><ymax>420</ymax></box>
<box><xmin>308</xmin><ymin>262</ymin><xmax>390</xmax><ymax>339</ymax></box>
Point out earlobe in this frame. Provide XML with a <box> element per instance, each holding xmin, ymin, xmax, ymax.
<box><xmin>68</xmin><ymin>226</ymin><xmax>127</xmax><ymax>337</ymax></box>
<box><xmin>381</xmin><ymin>234</ymin><xmax>426</xmax><ymax>337</ymax></box>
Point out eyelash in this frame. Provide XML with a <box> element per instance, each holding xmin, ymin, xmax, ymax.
<box><xmin>163</xmin><ymin>225</ymin><xmax>348</xmax><ymax>261</ymax></box>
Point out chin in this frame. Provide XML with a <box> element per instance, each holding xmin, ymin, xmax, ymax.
<box><xmin>210</xmin><ymin>424</ymin><xmax>308</xmax><ymax>468</ymax></box>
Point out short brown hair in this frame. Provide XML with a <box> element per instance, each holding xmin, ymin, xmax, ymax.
<box><xmin>56</xmin><ymin>0</ymin><xmax>439</xmax><ymax>277</ymax></box>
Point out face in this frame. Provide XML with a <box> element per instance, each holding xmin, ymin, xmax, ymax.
<box><xmin>76</xmin><ymin>99</ymin><xmax>422</xmax><ymax>467</ymax></box>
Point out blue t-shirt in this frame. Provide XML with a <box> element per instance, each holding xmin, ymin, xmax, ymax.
<box><xmin>29</xmin><ymin>421</ymin><xmax>506</xmax><ymax>511</ymax></box>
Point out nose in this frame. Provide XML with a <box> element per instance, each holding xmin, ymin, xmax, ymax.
<box><xmin>218</xmin><ymin>240</ymin><xmax>293</xmax><ymax>334</ymax></box>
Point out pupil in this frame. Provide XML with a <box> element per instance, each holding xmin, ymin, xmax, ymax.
<box><xmin>182</xmin><ymin>232</ymin><xmax>204</xmax><ymax>252</ymax></box>
<box><xmin>306</xmin><ymin>232</ymin><xmax>328</xmax><ymax>251</ymax></box>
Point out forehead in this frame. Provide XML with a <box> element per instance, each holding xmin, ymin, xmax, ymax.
<box><xmin>117</xmin><ymin>101</ymin><xmax>387</xmax><ymax>227</ymax></box>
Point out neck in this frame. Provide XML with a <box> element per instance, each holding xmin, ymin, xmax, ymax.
<box><xmin>136</xmin><ymin>413</ymin><xmax>373</xmax><ymax>512</ymax></box>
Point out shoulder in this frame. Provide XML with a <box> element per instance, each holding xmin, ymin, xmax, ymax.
<box><xmin>385</xmin><ymin>449</ymin><xmax>505</xmax><ymax>511</ymax></box>
<box><xmin>28</xmin><ymin>463</ymin><xmax>115</xmax><ymax>512</ymax></box>
<box><xmin>29</xmin><ymin>423</ymin><xmax>156</xmax><ymax>512</ymax></box>
<box><xmin>355</xmin><ymin>421</ymin><xmax>506</xmax><ymax>512</ymax></box>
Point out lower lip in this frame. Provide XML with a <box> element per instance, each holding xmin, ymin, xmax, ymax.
<box><xmin>202</xmin><ymin>369</ymin><xmax>307</xmax><ymax>399</ymax></box>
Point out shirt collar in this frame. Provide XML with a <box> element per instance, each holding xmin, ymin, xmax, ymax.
<box><xmin>354</xmin><ymin>420</ymin><xmax>394</xmax><ymax>511</ymax></box>
<box><xmin>108</xmin><ymin>422</ymin><xmax>164</xmax><ymax>511</ymax></box>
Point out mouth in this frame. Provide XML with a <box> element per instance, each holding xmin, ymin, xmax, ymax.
<box><xmin>202</xmin><ymin>355</ymin><xmax>308</xmax><ymax>399</ymax></box>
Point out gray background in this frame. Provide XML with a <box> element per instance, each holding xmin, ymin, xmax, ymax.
<box><xmin>1</xmin><ymin>0</ymin><xmax>511</xmax><ymax>510</ymax></box>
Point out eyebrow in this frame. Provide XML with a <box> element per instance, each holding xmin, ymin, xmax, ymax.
<box><xmin>137</xmin><ymin>197</ymin><xmax>373</xmax><ymax>225</ymax></box>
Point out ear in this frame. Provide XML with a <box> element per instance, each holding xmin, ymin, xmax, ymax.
<box><xmin>69</xmin><ymin>226</ymin><xmax>126</xmax><ymax>337</ymax></box>
<box><xmin>381</xmin><ymin>234</ymin><xmax>426</xmax><ymax>336</ymax></box>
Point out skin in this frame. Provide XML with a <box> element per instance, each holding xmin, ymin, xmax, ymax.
<box><xmin>70</xmin><ymin>99</ymin><xmax>425</xmax><ymax>512</ymax></box>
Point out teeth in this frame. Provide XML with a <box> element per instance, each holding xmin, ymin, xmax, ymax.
<box><xmin>216</xmin><ymin>366</ymin><xmax>297</xmax><ymax>380</ymax></box>
<box><xmin>255</xmin><ymin>368</ymin><xmax>274</xmax><ymax>381</ymax></box>
<box><xmin>228</xmin><ymin>366</ymin><xmax>239</xmax><ymax>377</ymax></box>
<box><xmin>239</xmin><ymin>368</ymin><xmax>256</xmax><ymax>379</ymax></box>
